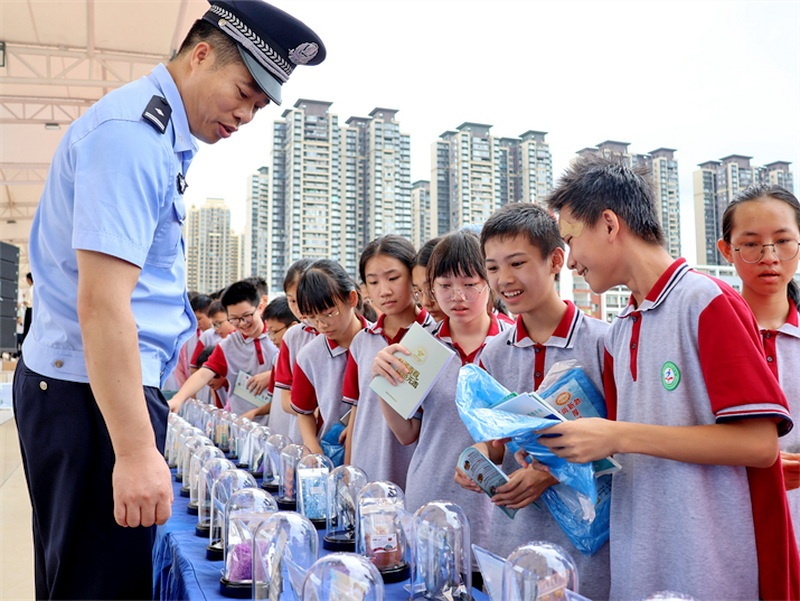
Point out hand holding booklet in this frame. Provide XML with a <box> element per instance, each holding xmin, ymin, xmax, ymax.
<box><xmin>233</xmin><ymin>370</ymin><xmax>271</xmax><ymax>408</ymax></box>
<box><xmin>369</xmin><ymin>322</ymin><xmax>455</xmax><ymax>419</ymax></box>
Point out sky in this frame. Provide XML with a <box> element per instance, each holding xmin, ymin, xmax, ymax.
<box><xmin>183</xmin><ymin>0</ymin><xmax>800</xmax><ymax>264</ymax></box>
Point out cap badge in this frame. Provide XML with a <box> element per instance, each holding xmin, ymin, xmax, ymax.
<box><xmin>218</xmin><ymin>18</ymin><xmax>228</xmax><ymax>28</ymax></box>
<box><xmin>289</xmin><ymin>42</ymin><xmax>319</xmax><ymax>65</ymax></box>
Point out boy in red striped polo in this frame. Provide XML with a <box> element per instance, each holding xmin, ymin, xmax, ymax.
<box><xmin>541</xmin><ymin>154</ymin><xmax>800</xmax><ymax>600</ymax></box>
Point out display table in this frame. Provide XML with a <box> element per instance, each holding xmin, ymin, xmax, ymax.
<box><xmin>153</xmin><ymin>471</ymin><xmax>488</xmax><ymax>600</ymax></box>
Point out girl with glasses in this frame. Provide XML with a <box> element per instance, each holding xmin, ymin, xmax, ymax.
<box><xmin>290</xmin><ymin>260</ymin><xmax>370</xmax><ymax>459</ymax></box>
<box><xmin>342</xmin><ymin>235</ymin><xmax>437</xmax><ymax>489</ymax></box>
<box><xmin>718</xmin><ymin>184</ymin><xmax>800</xmax><ymax>542</ymax></box>
<box><xmin>371</xmin><ymin>230</ymin><xmax>510</xmax><ymax>572</ymax></box>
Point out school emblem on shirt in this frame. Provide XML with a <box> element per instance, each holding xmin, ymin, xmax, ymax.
<box><xmin>661</xmin><ymin>361</ymin><xmax>681</xmax><ymax>391</ymax></box>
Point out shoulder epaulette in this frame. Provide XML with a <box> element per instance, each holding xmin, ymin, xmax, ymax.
<box><xmin>142</xmin><ymin>95</ymin><xmax>172</xmax><ymax>134</ymax></box>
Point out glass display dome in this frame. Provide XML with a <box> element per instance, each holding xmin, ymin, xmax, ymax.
<box><xmin>277</xmin><ymin>443</ymin><xmax>309</xmax><ymax>511</ymax></box>
<box><xmin>262</xmin><ymin>433</ymin><xmax>291</xmax><ymax>493</ymax></box>
<box><xmin>355</xmin><ymin>481</ymin><xmax>409</xmax><ymax>583</ymax></box>
<box><xmin>409</xmin><ymin>500</ymin><xmax>471</xmax><ymax>600</ymax></box>
<box><xmin>165</xmin><ymin>414</ymin><xmax>189</xmax><ymax>468</ymax></box>
<box><xmin>296</xmin><ymin>453</ymin><xmax>334</xmax><ymax>529</ymax></box>
<box><xmin>187</xmin><ymin>445</ymin><xmax>226</xmax><ymax>515</ymax></box>
<box><xmin>196</xmin><ymin>457</ymin><xmax>236</xmax><ymax>538</ymax></box>
<box><xmin>502</xmin><ymin>541</ymin><xmax>579</xmax><ymax>601</ymax></box>
<box><xmin>252</xmin><ymin>512</ymin><xmax>319</xmax><ymax>601</ymax></box>
<box><xmin>218</xmin><ymin>488</ymin><xmax>279</xmax><ymax>598</ymax></box>
<box><xmin>207</xmin><ymin>468</ymin><xmax>258</xmax><ymax>560</ymax></box>
<box><xmin>301</xmin><ymin>553</ymin><xmax>385</xmax><ymax>601</ymax></box>
<box><xmin>174</xmin><ymin>427</ymin><xmax>205</xmax><ymax>483</ymax></box>
<box><xmin>179</xmin><ymin>434</ymin><xmax>213</xmax><ymax>495</ymax></box>
<box><xmin>246</xmin><ymin>427</ymin><xmax>272</xmax><ymax>479</ymax></box>
<box><xmin>323</xmin><ymin>465</ymin><xmax>368</xmax><ymax>552</ymax></box>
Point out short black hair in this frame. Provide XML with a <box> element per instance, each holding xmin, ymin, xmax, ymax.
<box><xmin>243</xmin><ymin>276</ymin><xmax>268</xmax><ymax>298</ymax></box>
<box><xmin>190</xmin><ymin>293</ymin><xmax>213</xmax><ymax>313</ymax></box>
<box><xmin>414</xmin><ymin>237</ymin><xmax>442</xmax><ymax>268</ymax></box>
<box><xmin>427</xmin><ymin>230</ymin><xmax>487</xmax><ymax>283</ymax></box>
<box><xmin>220</xmin><ymin>280</ymin><xmax>260</xmax><ymax>308</ymax></box>
<box><xmin>359</xmin><ymin>235</ymin><xmax>416</xmax><ymax>284</ymax></box>
<box><xmin>175</xmin><ymin>19</ymin><xmax>242</xmax><ymax>69</ymax></box>
<box><xmin>206</xmin><ymin>300</ymin><xmax>225</xmax><ymax>316</ymax></box>
<box><xmin>481</xmin><ymin>202</ymin><xmax>564</xmax><ymax>258</ymax></box>
<box><xmin>546</xmin><ymin>154</ymin><xmax>664</xmax><ymax>245</ymax></box>
<box><xmin>283</xmin><ymin>258</ymin><xmax>314</xmax><ymax>292</ymax></box>
<box><xmin>297</xmin><ymin>259</ymin><xmax>358</xmax><ymax>317</ymax></box>
<box><xmin>263</xmin><ymin>296</ymin><xmax>299</xmax><ymax>326</ymax></box>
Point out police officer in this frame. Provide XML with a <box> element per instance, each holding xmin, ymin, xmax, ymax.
<box><xmin>13</xmin><ymin>2</ymin><xmax>325</xmax><ymax>598</ymax></box>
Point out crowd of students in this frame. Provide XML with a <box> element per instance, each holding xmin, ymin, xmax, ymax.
<box><xmin>167</xmin><ymin>154</ymin><xmax>800</xmax><ymax>600</ymax></box>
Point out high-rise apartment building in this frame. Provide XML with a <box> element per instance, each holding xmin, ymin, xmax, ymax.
<box><xmin>185</xmin><ymin>197</ymin><xmax>239</xmax><ymax>294</ymax></box>
<box><xmin>693</xmin><ymin>155</ymin><xmax>794</xmax><ymax>265</ymax></box>
<box><xmin>431</xmin><ymin>124</ymin><xmax>553</xmax><ymax>235</ymax></box>
<box><xmin>269</xmin><ymin>99</ymin><xmax>343</xmax><ymax>291</ymax></box>
<box><xmin>244</xmin><ymin>166</ymin><xmax>270</xmax><ymax>280</ymax></box>
<box><xmin>410</xmin><ymin>180</ymin><xmax>433</xmax><ymax>248</ymax></box>
<box><xmin>577</xmin><ymin>141</ymin><xmax>681</xmax><ymax>258</ymax></box>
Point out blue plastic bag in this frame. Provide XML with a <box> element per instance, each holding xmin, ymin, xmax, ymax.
<box><xmin>455</xmin><ymin>364</ymin><xmax>610</xmax><ymax>555</ymax></box>
<box><xmin>321</xmin><ymin>422</ymin><xmax>345</xmax><ymax>467</ymax></box>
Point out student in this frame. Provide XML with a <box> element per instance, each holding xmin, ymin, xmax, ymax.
<box><xmin>718</xmin><ymin>184</ymin><xmax>800</xmax><ymax>541</ymax></box>
<box><xmin>372</xmin><ymin>230</ymin><xmax>508</xmax><ymax>554</ymax></box>
<box><xmin>195</xmin><ymin>346</ymin><xmax>228</xmax><ymax>410</ymax></box>
<box><xmin>462</xmin><ymin>202</ymin><xmax>610</xmax><ymax>600</ymax></box>
<box><xmin>273</xmin><ymin>259</ymin><xmax>317</xmax><ymax>442</ymax></box>
<box><xmin>540</xmin><ymin>154</ymin><xmax>799</xmax><ymax>600</ymax></box>
<box><xmin>290</xmin><ymin>260</ymin><xmax>369</xmax><ymax>456</ymax></box>
<box><xmin>241</xmin><ymin>296</ymin><xmax>299</xmax><ymax>422</ymax></box>
<box><xmin>165</xmin><ymin>293</ymin><xmax>214</xmax><ymax>390</ymax></box>
<box><xmin>190</xmin><ymin>300</ymin><xmax>236</xmax><ymax>372</ymax></box>
<box><xmin>412</xmin><ymin>237</ymin><xmax>446</xmax><ymax>323</ymax></box>
<box><xmin>169</xmin><ymin>280</ymin><xmax>277</xmax><ymax>419</ymax></box>
<box><xmin>343</xmin><ymin>235</ymin><xmax>436</xmax><ymax>486</ymax></box>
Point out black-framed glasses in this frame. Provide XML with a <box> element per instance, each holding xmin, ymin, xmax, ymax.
<box><xmin>733</xmin><ymin>239</ymin><xmax>800</xmax><ymax>264</ymax></box>
<box><xmin>227</xmin><ymin>310</ymin><xmax>257</xmax><ymax>326</ymax></box>
<box><xmin>305</xmin><ymin>308</ymin><xmax>341</xmax><ymax>327</ymax></box>
<box><xmin>212</xmin><ymin>319</ymin><xmax>229</xmax><ymax>329</ymax></box>
<box><xmin>432</xmin><ymin>283</ymin><xmax>489</xmax><ymax>302</ymax></box>
<box><xmin>266</xmin><ymin>325</ymin><xmax>288</xmax><ymax>339</ymax></box>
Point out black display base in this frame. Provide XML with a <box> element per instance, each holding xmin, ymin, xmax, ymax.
<box><xmin>261</xmin><ymin>481</ymin><xmax>279</xmax><ymax>493</ymax></box>
<box><xmin>379</xmin><ymin>562</ymin><xmax>410</xmax><ymax>584</ymax></box>
<box><xmin>219</xmin><ymin>577</ymin><xmax>252</xmax><ymax>599</ymax></box>
<box><xmin>322</xmin><ymin>534</ymin><xmax>355</xmax><ymax>552</ymax></box>
<box><xmin>225</xmin><ymin>452</ymin><xmax>237</xmax><ymax>461</ymax></box>
<box><xmin>187</xmin><ymin>501</ymin><xmax>198</xmax><ymax>516</ymax></box>
<box><xmin>236</xmin><ymin>462</ymin><xmax>249</xmax><ymax>470</ymax></box>
<box><xmin>180</xmin><ymin>486</ymin><xmax>190</xmax><ymax>498</ymax></box>
<box><xmin>310</xmin><ymin>517</ymin><xmax>326</xmax><ymax>530</ymax></box>
<box><xmin>174</xmin><ymin>472</ymin><xmax>183</xmax><ymax>482</ymax></box>
<box><xmin>249</xmin><ymin>470</ymin><xmax>263</xmax><ymax>479</ymax></box>
<box><xmin>206</xmin><ymin>541</ymin><xmax>224</xmax><ymax>561</ymax></box>
<box><xmin>276</xmin><ymin>498</ymin><xmax>296</xmax><ymax>511</ymax></box>
<box><xmin>195</xmin><ymin>522</ymin><xmax>210</xmax><ymax>538</ymax></box>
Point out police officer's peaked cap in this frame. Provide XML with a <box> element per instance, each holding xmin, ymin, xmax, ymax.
<box><xmin>202</xmin><ymin>0</ymin><xmax>326</xmax><ymax>105</ymax></box>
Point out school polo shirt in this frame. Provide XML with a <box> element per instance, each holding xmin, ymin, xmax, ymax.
<box><xmin>342</xmin><ymin>310</ymin><xmax>435</xmax><ymax>487</ymax></box>
<box><xmin>190</xmin><ymin>327</ymin><xmax>223</xmax><ymax>368</ymax></box>
<box><xmin>605</xmin><ymin>258</ymin><xmax>798</xmax><ymax>601</ymax></box>
<box><xmin>271</xmin><ymin>324</ymin><xmax>317</xmax><ymax>442</ymax></box>
<box><xmin>203</xmin><ymin>326</ymin><xmax>277</xmax><ymax>417</ymax></box>
<box><xmin>291</xmin><ymin>316</ymin><xmax>369</xmax><ymax>438</ymax></box>
<box><xmin>23</xmin><ymin>64</ymin><xmax>197</xmax><ymax>387</ymax></box>
<box><xmin>478</xmin><ymin>301</ymin><xmax>611</xmax><ymax>600</ymax></box>
<box><xmin>761</xmin><ymin>301</ymin><xmax>800</xmax><ymax>547</ymax></box>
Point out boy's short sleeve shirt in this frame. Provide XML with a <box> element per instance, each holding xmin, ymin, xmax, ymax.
<box><xmin>604</xmin><ymin>258</ymin><xmax>797</xmax><ymax>600</ymax></box>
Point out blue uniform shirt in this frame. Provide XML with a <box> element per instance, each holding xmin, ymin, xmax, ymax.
<box><xmin>24</xmin><ymin>64</ymin><xmax>198</xmax><ymax>387</ymax></box>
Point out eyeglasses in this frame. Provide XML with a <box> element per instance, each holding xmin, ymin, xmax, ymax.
<box><xmin>266</xmin><ymin>325</ymin><xmax>288</xmax><ymax>339</ymax></box>
<box><xmin>227</xmin><ymin>310</ymin><xmax>257</xmax><ymax>326</ymax></box>
<box><xmin>432</xmin><ymin>283</ymin><xmax>489</xmax><ymax>302</ymax></box>
<box><xmin>212</xmin><ymin>319</ymin><xmax>229</xmax><ymax>329</ymax></box>
<box><xmin>305</xmin><ymin>308</ymin><xmax>341</xmax><ymax>327</ymax></box>
<box><xmin>412</xmin><ymin>287</ymin><xmax>433</xmax><ymax>303</ymax></box>
<box><xmin>733</xmin><ymin>239</ymin><xmax>800</xmax><ymax>264</ymax></box>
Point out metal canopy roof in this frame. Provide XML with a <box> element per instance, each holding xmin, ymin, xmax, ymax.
<box><xmin>0</xmin><ymin>0</ymin><xmax>207</xmax><ymax>275</ymax></box>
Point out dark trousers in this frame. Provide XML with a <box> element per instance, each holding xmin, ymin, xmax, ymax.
<box><xmin>13</xmin><ymin>357</ymin><xmax>168</xmax><ymax>600</ymax></box>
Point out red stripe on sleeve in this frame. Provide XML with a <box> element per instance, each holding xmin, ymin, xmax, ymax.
<box><xmin>203</xmin><ymin>344</ymin><xmax>228</xmax><ymax>379</ymax></box>
<box><xmin>342</xmin><ymin>353</ymin><xmax>360</xmax><ymax>405</ymax></box>
<box><xmin>274</xmin><ymin>340</ymin><xmax>293</xmax><ymax>388</ymax></box>
<box><xmin>290</xmin><ymin>363</ymin><xmax>318</xmax><ymax>414</ymax></box>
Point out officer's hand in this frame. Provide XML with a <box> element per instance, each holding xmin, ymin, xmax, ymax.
<box><xmin>112</xmin><ymin>447</ymin><xmax>173</xmax><ymax>527</ymax></box>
